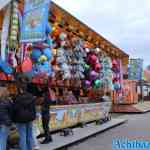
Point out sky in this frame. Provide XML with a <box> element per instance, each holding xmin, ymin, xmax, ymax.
<box><xmin>53</xmin><ymin>0</ymin><xmax>150</xmax><ymax>67</ymax></box>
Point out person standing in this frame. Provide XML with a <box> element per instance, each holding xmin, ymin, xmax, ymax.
<box><xmin>12</xmin><ymin>84</ymin><xmax>36</xmax><ymax>150</ymax></box>
<box><xmin>40</xmin><ymin>88</ymin><xmax>53</xmax><ymax>144</ymax></box>
<box><xmin>0</xmin><ymin>87</ymin><xmax>12</xmax><ymax>150</ymax></box>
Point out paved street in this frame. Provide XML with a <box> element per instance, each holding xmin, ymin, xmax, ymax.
<box><xmin>67</xmin><ymin>113</ymin><xmax>150</xmax><ymax>150</ymax></box>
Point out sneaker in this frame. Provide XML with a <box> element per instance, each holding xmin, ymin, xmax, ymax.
<box><xmin>40</xmin><ymin>137</ymin><xmax>53</xmax><ymax>144</ymax></box>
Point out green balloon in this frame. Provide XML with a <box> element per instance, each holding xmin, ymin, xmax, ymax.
<box><xmin>84</xmin><ymin>64</ymin><xmax>90</xmax><ymax>70</ymax></box>
<box><xmin>93</xmin><ymin>79</ymin><xmax>103</xmax><ymax>89</ymax></box>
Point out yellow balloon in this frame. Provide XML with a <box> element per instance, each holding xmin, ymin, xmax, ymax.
<box><xmin>39</xmin><ymin>55</ymin><xmax>47</xmax><ymax>62</ymax></box>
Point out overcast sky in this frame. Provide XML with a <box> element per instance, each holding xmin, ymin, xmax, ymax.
<box><xmin>53</xmin><ymin>0</ymin><xmax>150</xmax><ymax>67</ymax></box>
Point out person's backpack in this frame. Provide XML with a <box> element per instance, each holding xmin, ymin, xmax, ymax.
<box><xmin>13</xmin><ymin>93</ymin><xmax>36</xmax><ymax>123</ymax></box>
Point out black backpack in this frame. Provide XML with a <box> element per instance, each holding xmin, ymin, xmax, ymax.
<box><xmin>13</xmin><ymin>93</ymin><xmax>36</xmax><ymax>123</ymax></box>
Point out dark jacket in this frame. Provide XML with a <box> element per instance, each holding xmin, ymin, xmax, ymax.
<box><xmin>12</xmin><ymin>92</ymin><xmax>36</xmax><ymax>123</ymax></box>
<box><xmin>0</xmin><ymin>99</ymin><xmax>12</xmax><ymax>126</ymax></box>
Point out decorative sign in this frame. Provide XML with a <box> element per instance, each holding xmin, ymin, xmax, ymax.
<box><xmin>36</xmin><ymin>103</ymin><xmax>111</xmax><ymax>131</ymax></box>
<box><xmin>20</xmin><ymin>0</ymin><xmax>51</xmax><ymax>43</ymax></box>
<box><xmin>128</xmin><ymin>59</ymin><xmax>143</xmax><ymax>80</ymax></box>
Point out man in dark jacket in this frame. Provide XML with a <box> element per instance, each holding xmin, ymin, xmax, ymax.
<box><xmin>13</xmin><ymin>84</ymin><xmax>36</xmax><ymax>150</ymax></box>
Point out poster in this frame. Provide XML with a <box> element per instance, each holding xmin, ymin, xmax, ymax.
<box><xmin>20</xmin><ymin>0</ymin><xmax>50</xmax><ymax>42</ymax></box>
<box><xmin>24</xmin><ymin>0</ymin><xmax>51</xmax><ymax>13</ymax></box>
<box><xmin>128</xmin><ymin>59</ymin><xmax>143</xmax><ymax>80</ymax></box>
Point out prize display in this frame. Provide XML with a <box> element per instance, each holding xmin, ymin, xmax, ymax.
<box><xmin>0</xmin><ymin>0</ymin><xmax>128</xmax><ymax>131</ymax></box>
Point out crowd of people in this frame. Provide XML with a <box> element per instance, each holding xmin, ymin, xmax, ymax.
<box><xmin>0</xmin><ymin>79</ymin><xmax>53</xmax><ymax>150</ymax></box>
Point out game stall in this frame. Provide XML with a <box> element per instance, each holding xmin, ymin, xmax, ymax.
<box><xmin>0</xmin><ymin>0</ymin><xmax>129</xmax><ymax>131</ymax></box>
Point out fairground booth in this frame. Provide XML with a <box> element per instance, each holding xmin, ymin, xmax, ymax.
<box><xmin>0</xmin><ymin>0</ymin><xmax>129</xmax><ymax>131</ymax></box>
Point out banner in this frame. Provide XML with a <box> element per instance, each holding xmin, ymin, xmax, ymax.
<box><xmin>20</xmin><ymin>0</ymin><xmax>51</xmax><ymax>43</ymax></box>
<box><xmin>24</xmin><ymin>0</ymin><xmax>50</xmax><ymax>12</ymax></box>
<box><xmin>128</xmin><ymin>59</ymin><xmax>143</xmax><ymax>80</ymax></box>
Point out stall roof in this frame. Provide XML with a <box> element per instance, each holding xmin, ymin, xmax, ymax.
<box><xmin>50</xmin><ymin>1</ymin><xmax>129</xmax><ymax>63</ymax></box>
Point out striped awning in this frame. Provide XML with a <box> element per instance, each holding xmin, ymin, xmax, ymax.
<box><xmin>0</xmin><ymin>0</ymin><xmax>11</xmax><ymax>10</ymax></box>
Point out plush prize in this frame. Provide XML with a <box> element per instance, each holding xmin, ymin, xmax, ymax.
<box><xmin>59</xmin><ymin>32</ymin><xmax>67</xmax><ymax>41</ymax></box>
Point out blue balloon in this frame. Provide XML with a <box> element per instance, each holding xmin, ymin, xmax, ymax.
<box><xmin>113</xmin><ymin>83</ymin><xmax>120</xmax><ymax>90</ymax></box>
<box><xmin>31</xmin><ymin>49</ymin><xmax>42</xmax><ymax>62</ymax></box>
<box><xmin>39</xmin><ymin>61</ymin><xmax>52</xmax><ymax>76</ymax></box>
<box><xmin>0</xmin><ymin>59</ymin><xmax>13</xmax><ymax>74</ymax></box>
<box><xmin>43</xmin><ymin>48</ymin><xmax>52</xmax><ymax>60</ymax></box>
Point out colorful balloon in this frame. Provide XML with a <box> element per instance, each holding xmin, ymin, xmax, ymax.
<box><xmin>84</xmin><ymin>80</ymin><xmax>91</xmax><ymax>88</ymax></box>
<box><xmin>112</xmin><ymin>59</ymin><xmax>118</xmax><ymax>66</ymax></box>
<box><xmin>93</xmin><ymin>79</ymin><xmax>102</xmax><ymax>89</ymax></box>
<box><xmin>84</xmin><ymin>64</ymin><xmax>90</xmax><ymax>71</ymax></box>
<box><xmin>38</xmin><ymin>55</ymin><xmax>48</xmax><ymax>62</ymax></box>
<box><xmin>43</xmin><ymin>48</ymin><xmax>52</xmax><ymax>60</ymax></box>
<box><xmin>94</xmin><ymin>63</ymin><xmax>101</xmax><ymax>72</ymax></box>
<box><xmin>90</xmin><ymin>70</ymin><xmax>98</xmax><ymax>80</ymax></box>
<box><xmin>0</xmin><ymin>59</ymin><xmax>13</xmax><ymax>74</ymax></box>
<box><xmin>89</xmin><ymin>54</ymin><xmax>97</xmax><ymax>65</ymax></box>
<box><xmin>31</xmin><ymin>49</ymin><xmax>42</xmax><ymax>62</ymax></box>
<box><xmin>113</xmin><ymin>83</ymin><xmax>121</xmax><ymax>90</ymax></box>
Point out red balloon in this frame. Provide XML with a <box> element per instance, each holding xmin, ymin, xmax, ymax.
<box><xmin>94</xmin><ymin>63</ymin><xmax>101</xmax><ymax>72</ymax></box>
<box><xmin>89</xmin><ymin>54</ymin><xmax>97</xmax><ymax>65</ymax></box>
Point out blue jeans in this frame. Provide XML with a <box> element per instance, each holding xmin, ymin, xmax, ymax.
<box><xmin>0</xmin><ymin>125</ymin><xmax>9</xmax><ymax>150</ymax></box>
<box><xmin>17</xmin><ymin>122</ymin><xmax>33</xmax><ymax>150</ymax></box>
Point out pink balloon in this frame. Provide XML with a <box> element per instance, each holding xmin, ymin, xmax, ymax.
<box><xmin>112</xmin><ymin>59</ymin><xmax>118</xmax><ymax>66</ymax></box>
<box><xmin>90</xmin><ymin>54</ymin><xmax>97</xmax><ymax>65</ymax></box>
